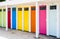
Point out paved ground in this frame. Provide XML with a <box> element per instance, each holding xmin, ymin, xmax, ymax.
<box><xmin>0</xmin><ymin>28</ymin><xmax>59</xmax><ymax>39</ymax></box>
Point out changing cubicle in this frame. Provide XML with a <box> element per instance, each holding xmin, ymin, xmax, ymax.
<box><xmin>31</xmin><ymin>6</ymin><xmax>36</xmax><ymax>33</ymax></box>
<box><xmin>12</xmin><ymin>7</ymin><xmax>16</xmax><ymax>29</ymax></box>
<box><xmin>24</xmin><ymin>7</ymin><xmax>29</xmax><ymax>31</ymax></box>
<box><xmin>0</xmin><ymin>9</ymin><xmax>3</xmax><ymax>27</ymax></box>
<box><xmin>18</xmin><ymin>7</ymin><xmax>22</xmax><ymax>30</ymax></box>
<box><xmin>39</xmin><ymin>5</ymin><xmax>47</xmax><ymax>35</ymax></box>
<box><xmin>3</xmin><ymin>8</ymin><xmax>6</xmax><ymax>27</ymax></box>
<box><xmin>8</xmin><ymin>8</ymin><xmax>11</xmax><ymax>29</ymax></box>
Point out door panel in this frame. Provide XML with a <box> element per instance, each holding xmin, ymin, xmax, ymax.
<box><xmin>8</xmin><ymin>8</ymin><xmax>11</xmax><ymax>29</ymax></box>
<box><xmin>3</xmin><ymin>9</ymin><xmax>6</xmax><ymax>27</ymax></box>
<box><xmin>24</xmin><ymin>7</ymin><xmax>29</xmax><ymax>31</ymax></box>
<box><xmin>0</xmin><ymin>9</ymin><xmax>2</xmax><ymax>27</ymax></box>
<box><xmin>12</xmin><ymin>7</ymin><xmax>16</xmax><ymax>29</ymax></box>
<box><xmin>31</xmin><ymin>6</ymin><xmax>36</xmax><ymax>33</ymax></box>
<box><xmin>18</xmin><ymin>8</ymin><xmax>22</xmax><ymax>30</ymax></box>
<box><xmin>39</xmin><ymin>6</ymin><xmax>46</xmax><ymax>35</ymax></box>
<box><xmin>48</xmin><ymin>5</ymin><xmax>57</xmax><ymax>36</ymax></box>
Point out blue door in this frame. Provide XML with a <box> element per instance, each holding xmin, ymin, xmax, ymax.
<box><xmin>12</xmin><ymin>7</ymin><xmax>16</xmax><ymax>29</ymax></box>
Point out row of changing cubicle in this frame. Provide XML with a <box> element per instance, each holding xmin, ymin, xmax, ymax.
<box><xmin>0</xmin><ymin>4</ymin><xmax>60</xmax><ymax>38</ymax></box>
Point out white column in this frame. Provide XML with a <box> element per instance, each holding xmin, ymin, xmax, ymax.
<box><xmin>11</xmin><ymin>7</ymin><xmax>12</xmax><ymax>29</ymax></box>
<box><xmin>46</xmin><ymin>5</ymin><xmax>49</xmax><ymax>35</ymax></box>
<box><xmin>29</xmin><ymin>6</ymin><xmax>31</xmax><ymax>32</ymax></box>
<box><xmin>22</xmin><ymin>7</ymin><xmax>24</xmax><ymax>31</ymax></box>
<box><xmin>16</xmin><ymin>7</ymin><xmax>18</xmax><ymax>29</ymax></box>
<box><xmin>56</xmin><ymin>4</ymin><xmax>60</xmax><ymax>38</ymax></box>
<box><xmin>36</xmin><ymin>2</ymin><xmax>39</xmax><ymax>38</ymax></box>
<box><xmin>6</xmin><ymin>1</ymin><xmax>8</xmax><ymax>31</ymax></box>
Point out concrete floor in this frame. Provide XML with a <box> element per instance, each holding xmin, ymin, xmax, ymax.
<box><xmin>0</xmin><ymin>28</ymin><xmax>59</xmax><ymax>39</ymax></box>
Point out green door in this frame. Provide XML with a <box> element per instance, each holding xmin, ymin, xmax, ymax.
<box><xmin>0</xmin><ymin>9</ymin><xmax>2</xmax><ymax>27</ymax></box>
<box><xmin>3</xmin><ymin>9</ymin><xmax>6</xmax><ymax>27</ymax></box>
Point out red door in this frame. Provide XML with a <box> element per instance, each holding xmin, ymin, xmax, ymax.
<box><xmin>8</xmin><ymin>8</ymin><xmax>11</xmax><ymax>29</ymax></box>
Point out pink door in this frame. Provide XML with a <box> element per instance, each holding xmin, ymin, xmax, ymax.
<box><xmin>39</xmin><ymin>5</ymin><xmax>46</xmax><ymax>35</ymax></box>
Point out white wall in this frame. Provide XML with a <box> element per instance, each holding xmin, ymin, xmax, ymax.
<box><xmin>0</xmin><ymin>0</ymin><xmax>45</xmax><ymax>6</ymax></box>
<box><xmin>0</xmin><ymin>0</ymin><xmax>60</xmax><ymax>6</ymax></box>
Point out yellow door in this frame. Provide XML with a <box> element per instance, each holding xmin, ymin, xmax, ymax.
<box><xmin>24</xmin><ymin>7</ymin><xmax>29</xmax><ymax>31</ymax></box>
<box><xmin>18</xmin><ymin>8</ymin><xmax>22</xmax><ymax>30</ymax></box>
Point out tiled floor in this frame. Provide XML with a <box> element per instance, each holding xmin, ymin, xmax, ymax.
<box><xmin>0</xmin><ymin>28</ymin><xmax>59</xmax><ymax>39</ymax></box>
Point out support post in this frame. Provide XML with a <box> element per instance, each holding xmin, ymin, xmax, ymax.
<box><xmin>6</xmin><ymin>1</ymin><xmax>8</xmax><ymax>31</ymax></box>
<box><xmin>35</xmin><ymin>1</ymin><xmax>39</xmax><ymax>39</ymax></box>
<box><xmin>22</xmin><ymin>7</ymin><xmax>24</xmax><ymax>31</ymax></box>
<box><xmin>57</xmin><ymin>4</ymin><xmax>60</xmax><ymax>38</ymax></box>
<box><xmin>29</xmin><ymin>6</ymin><xmax>31</xmax><ymax>32</ymax></box>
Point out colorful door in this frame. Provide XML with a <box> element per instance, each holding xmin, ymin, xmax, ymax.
<box><xmin>8</xmin><ymin>8</ymin><xmax>11</xmax><ymax>29</ymax></box>
<box><xmin>31</xmin><ymin>6</ymin><xmax>36</xmax><ymax>33</ymax></box>
<box><xmin>3</xmin><ymin>9</ymin><xmax>6</xmax><ymax>27</ymax></box>
<box><xmin>18</xmin><ymin>8</ymin><xmax>22</xmax><ymax>30</ymax></box>
<box><xmin>39</xmin><ymin>5</ymin><xmax>46</xmax><ymax>35</ymax></box>
<box><xmin>12</xmin><ymin>7</ymin><xmax>16</xmax><ymax>29</ymax></box>
<box><xmin>48</xmin><ymin>5</ymin><xmax>57</xmax><ymax>36</ymax></box>
<box><xmin>0</xmin><ymin>9</ymin><xmax>2</xmax><ymax>27</ymax></box>
<box><xmin>24</xmin><ymin>7</ymin><xmax>29</xmax><ymax>31</ymax></box>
